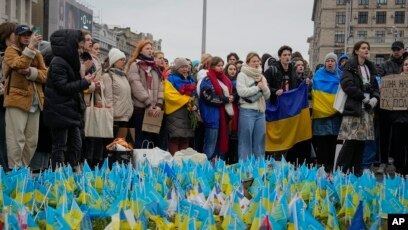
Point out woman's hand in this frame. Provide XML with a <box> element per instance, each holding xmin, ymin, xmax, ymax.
<box><xmin>84</xmin><ymin>73</ymin><xmax>96</xmax><ymax>83</ymax></box>
<box><xmin>149</xmin><ymin>106</ymin><xmax>162</xmax><ymax>117</ymax></box>
<box><xmin>276</xmin><ymin>89</ymin><xmax>283</xmax><ymax>96</ymax></box>
<box><xmin>28</xmin><ymin>34</ymin><xmax>42</xmax><ymax>49</ymax></box>
<box><xmin>228</xmin><ymin>95</ymin><xmax>234</xmax><ymax>103</ymax></box>
<box><xmin>16</xmin><ymin>68</ymin><xmax>30</xmax><ymax>75</ymax></box>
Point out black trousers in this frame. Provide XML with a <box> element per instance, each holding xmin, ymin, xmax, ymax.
<box><xmin>50</xmin><ymin>127</ymin><xmax>82</xmax><ymax>170</ymax></box>
<box><xmin>286</xmin><ymin>139</ymin><xmax>311</xmax><ymax>165</ymax></box>
<box><xmin>336</xmin><ymin>140</ymin><xmax>365</xmax><ymax>174</ymax></box>
<box><xmin>390</xmin><ymin>123</ymin><xmax>408</xmax><ymax>175</ymax></box>
<box><xmin>314</xmin><ymin>135</ymin><xmax>338</xmax><ymax>172</ymax></box>
<box><xmin>379</xmin><ymin>109</ymin><xmax>391</xmax><ymax>163</ymax></box>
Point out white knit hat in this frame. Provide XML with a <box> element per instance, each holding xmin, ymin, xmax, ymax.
<box><xmin>108</xmin><ymin>48</ymin><xmax>126</xmax><ymax>67</ymax></box>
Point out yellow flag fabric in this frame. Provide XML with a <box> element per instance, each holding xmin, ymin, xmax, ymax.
<box><xmin>164</xmin><ymin>80</ymin><xmax>190</xmax><ymax>115</ymax></box>
<box><xmin>265</xmin><ymin>83</ymin><xmax>312</xmax><ymax>152</ymax></box>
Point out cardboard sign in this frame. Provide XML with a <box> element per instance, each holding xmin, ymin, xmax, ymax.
<box><xmin>380</xmin><ymin>75</ymin><xmax>408</xmax><ymax>111</ymax></box>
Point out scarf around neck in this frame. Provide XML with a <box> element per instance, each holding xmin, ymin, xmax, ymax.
<box><xmin>207</xmin><ymin>69</ymin><xmax>238</xmax><ymax>152</ymax></box>
<box><xmin>240</xmin><ymin>64</ymin><xmax>266</xmax><ymax>112</ymax></box>
<box><xmin>137</xmin><ymin>53</ymin><xmax>163</xmax><ymax>88</ymax></box>
<box><xmin>240</xmin><ymin>64</ymin><xmax>263</xmax><ymax>81</ymax></box>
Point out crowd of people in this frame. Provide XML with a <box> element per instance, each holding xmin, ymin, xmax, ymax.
<box><xmin>1</xmin><ymin>22</ymin><xmax>408</xmax><ymax>176</ymax></box>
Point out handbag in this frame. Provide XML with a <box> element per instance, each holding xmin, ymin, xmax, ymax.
<box><xmin>333</xmin><ymin>84</ymin><xmax>347</xmax><ymax>113</ymax></box>
<box><xmin>142</xmin><ymin>109</ymin><xmax>164</xmax><ymax>134</ymax></box>
<box><xmin>132</xmin><ymin>141</ymin><xmax>172</xmax><ymax>167</ymax></box>
<box><xmin>84</xmin><ymin>90</ymin><xmax>114</xmax><ymax>138</ymax></box>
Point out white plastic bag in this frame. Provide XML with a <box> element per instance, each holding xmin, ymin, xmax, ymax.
<box><xmin>133</xmin><ymin>141</ymin><xmax>172</xmax><ymax>167</ymax></box>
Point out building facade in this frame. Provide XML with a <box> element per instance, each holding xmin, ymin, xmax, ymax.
<box><xmin>0</xmin><ymin>0</ymin><xmax>37</xmax><ymax>25</ymax></box>
<box><xmin>112</xmin><ymin>27</ymin><xmax>162</xmax><ymax>59</ymax></box>
<box><xmin>310</xmin><ymin>0</ymin><xmax>408</xmax><ymax>69</ymax></box>
<box><xmin>92</xmin><ymin>22</ymin><xmax>117</xmax><ymax>61</ymax></box>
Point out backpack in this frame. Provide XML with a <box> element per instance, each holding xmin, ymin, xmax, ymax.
<box><xmin>263</xmin><ymin>57</ymin><xmax>278</xmax><ymax>76</ymax></box>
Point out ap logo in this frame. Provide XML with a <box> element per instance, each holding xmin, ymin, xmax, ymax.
<box><xmin>389</xmin><ymin>214</ymin><xmax>408</xmax><ymax>229</ymax></box>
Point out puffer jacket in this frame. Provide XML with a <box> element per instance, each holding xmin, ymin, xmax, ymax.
<box><xmin>128</xmin><ymin>61</ymin><xmax>164</xmax><ymax>109</ymax></box>
<box><xmin>2</xmin><ymin>45</ymin><xmax>47</xmax><ymax>111</ymax></box>
<box><xmin>43</xmin><ymin>29</ymin><xmax>91</xmax><ymax>128</ymax></box>
<box><xmin>102</xmin><ymin>68</ymin><xmax>133</xmax><ymax>122</ymax></box>
<box><xmin>341</xmin><ymin>57</ymin><xmax>380</xmax><ymax>117</ymax></box>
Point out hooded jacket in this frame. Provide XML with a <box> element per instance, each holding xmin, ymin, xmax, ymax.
<box><xmin>338</xmin><ymin>54</ymin><xmax>349</xmax><ymax>73</ymax></box>
<box><xmin>43</xmin><ymin>29</ymin><xmax>90</xmax><ymax>128</ymax></box>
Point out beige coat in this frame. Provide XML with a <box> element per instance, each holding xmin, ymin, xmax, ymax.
<box><xmin>127</xmin><ymin>61</ymin><xmax>163</xmax><ymax>109</ymax></box>
<box><xmin>102</xmin><ymin>69</ymin><xmax>133</xmax><ymax>122</ymax></box>
<box><xmin>2</xmin><ymin>45</ymin><xmax>47</xmax><ymax>111</ymax></box>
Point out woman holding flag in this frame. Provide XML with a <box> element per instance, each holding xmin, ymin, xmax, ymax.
<box><xmin>311</xmin><ymin>52</ymin><xmax>342</xmax><ymax>173</ymax></box>
<box><xmin>163</xmin><ymin>58</ymin><xmax>197</xmax><ymax>155</ymax></box>
<box><xmin>336</xmin><ymin>41</ymin><xmax>380</xmax><ymax>175</ymax></box>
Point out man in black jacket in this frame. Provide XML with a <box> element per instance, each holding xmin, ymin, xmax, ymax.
<box><xmin>43</xmin><ymin>29</ymin><xmax>95</xmax><ymax>170</ymax></box>
<box><xmin>263</xmin><ymin>46</ymin><xmax>311</xmax><ymax>164</ymax></box>
<box><xmin>376</xmin><ymin>41</ymin><xmax>405</xmax><ymax>173</ymax></box>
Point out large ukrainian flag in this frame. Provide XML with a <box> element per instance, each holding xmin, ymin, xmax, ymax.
<box><xmin>311</xmin><ymin>68</ymin><xmax>340</xmax><ymax>119</ymax></box>
<box><xmin>265</xmin><ymin>82</ymin><xmax>312</xmax><ymax>151</ymax></box>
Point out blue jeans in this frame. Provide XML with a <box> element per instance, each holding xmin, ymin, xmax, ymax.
<box><xmin>362</xmin><ymin>140</ymin><xmax>376</xmax><ymax>169</ymax></box>
<box><xmin>203</xmin><ymin>128</ymin><xmax>220</xmax><ymax>160</ymax></box>
<box><xmin>0</xmin><ymin>108</ymin><xmax>7</xmax><ymax>169</ymax></box>
<box><xmin>238</xmin><ymin>108</ymin><xmax>265</xmax><ymax>160</ymax></box>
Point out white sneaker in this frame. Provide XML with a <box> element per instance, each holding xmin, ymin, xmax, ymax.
<box><xmin>376</xmin><ymin>163</ymin><xmax>386</xmax><ymax>174</ymax></box>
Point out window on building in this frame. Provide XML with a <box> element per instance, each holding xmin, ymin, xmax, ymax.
<box><xmin>337</xmin><ymin>0</ymin><xmax>347</xmax><ymax>5</ymax></box>
<box><xmin>336</xmin><ymin>12</ymin><xmax>346</xmax><ymax>24</ymax></box>
<box><xmin>358</xmin><ymin>12</ymin><xmax>369</xmax><ymax>24</ymax></box>
<box><xmin>357</xmin><ymin>31</ymin><xmax>368</xmax><ymax>38</ymax></box>
<box><xmin>376</xmin><ymin>11</ymin><xmax>386</xmax><ymax>23</ymax></box>
<box><xmin>375</xmin><ymin>31</ymin><xmax>385</xmax><ymax>43</ymax></box>
<box><xmin>394</xmin><ymin>30</ymin><xmax>404</xmax><ymax>39</ymax></box>
<box><xmin>358</xmin><ymin>0</ymin><xmax>369</xmax><ymax>5</ymax></box>
<box><xmin>395</xmin><ymin>11</ymin><xmax>405</xmax><ymax>24</ymax></box>
<box><xmin>396</xmin><ymin>0</ymin><xmax>406</xmax><ymax>4</ymax></box>
<box><xmin>335</xmin><ymin>31</ymin><xmax>345</xmax><ymax>43</ymax></box>
<box><xmin>377</xmin><ymin>0</ymin><xmax>387</xmax><ymax>4</ymax></box>
<box><xmin>374</xmin><ymin>54</ymin><xmax>387</xmax><ymax>65</ymax></box>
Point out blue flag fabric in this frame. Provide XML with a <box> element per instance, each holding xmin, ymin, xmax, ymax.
<box><xmin>349</xmin><ymin>201</ymin><xmax>366</xmax><ymax>230</ymax></box>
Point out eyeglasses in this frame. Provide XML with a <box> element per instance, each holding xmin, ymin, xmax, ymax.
<box><xmin>392</xmin><ymin>48</ymin><xmax>402</xmax><ymax>51</ymax></box>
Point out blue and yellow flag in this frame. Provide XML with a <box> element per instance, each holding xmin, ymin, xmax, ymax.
<box><xmin>164</xmin><ymin>76</ymin><xmax>192</xmax><ymax>115</ymax></box>
<box><xmin>265</xmin><ymin>82</ymin><xmax>312</xmax><ymax>151</ymax></box>
<box><xmin>311</xmin><ymin>67</ymin><xmax>340</xmax><ymax>119</ymax></box>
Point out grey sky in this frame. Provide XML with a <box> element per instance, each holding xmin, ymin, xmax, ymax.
<box><xmin>94</xmin><ymin>0</ymin><xmax>314</xmax><ymax>63</ymax></box>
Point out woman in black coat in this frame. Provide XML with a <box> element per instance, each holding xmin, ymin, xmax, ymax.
<box><xmin>336</xmin><ymin>41</ymin><xmax>380</xmax><ymax>175</ymax></box>
<box><xmin>43</xmin><ymin>29</ymin><xmax>95</xmax><ymax>170</ymax></box>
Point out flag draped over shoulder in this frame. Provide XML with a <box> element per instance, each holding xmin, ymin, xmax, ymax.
<box><xmin>164</xmin><ymin>75</ymin><xmax>194</xmax><ymax>115</ymax></box>
<box><xmin>265</xmin><ymin>82</ymin><xmax>312</xmax><ymax>152</ymax></box>
<box><xmin>311</xmin><ymin>68</ymin><xmax>340</xmax><ymax>119</ymax></box>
